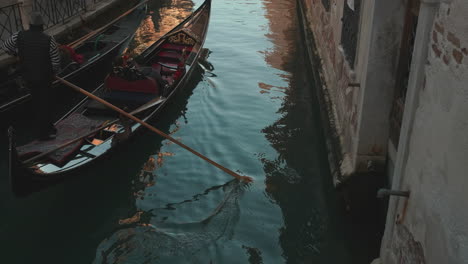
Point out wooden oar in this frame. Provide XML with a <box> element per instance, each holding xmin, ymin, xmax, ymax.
<box><xmin>69</xmin><ymin>0</ymin><xmax>148</xmax><ymax>49</ymax></box>
<box><xmin>56</xmin><ymin>76</ymin><xmax>253</xmax><ymax>183</ymax></box>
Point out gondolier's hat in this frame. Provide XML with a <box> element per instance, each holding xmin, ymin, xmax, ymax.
<box><xmin>29</xmin><ymin>11</ymin><xmax>45</xmax><ymax>26</ymax></box>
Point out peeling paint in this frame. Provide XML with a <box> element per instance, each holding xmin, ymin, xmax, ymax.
<box><xmin>382</xmin><ymin>1</ymin><xmax>468</xmax><ymax>263</ymax></box>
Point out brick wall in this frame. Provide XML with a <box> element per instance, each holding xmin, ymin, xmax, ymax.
<box><xmin>300</xmin><ymin>0</ymin><xmax>361</xmax><ymax>182</ymax></box>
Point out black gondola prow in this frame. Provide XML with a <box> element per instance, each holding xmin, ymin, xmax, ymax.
<box><xmin>8</xmin><ymin>126</ymin><xmax>63</xmax><ymax>197</ymax></box>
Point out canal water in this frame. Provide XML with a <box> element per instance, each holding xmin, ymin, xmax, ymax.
<box><xmin>0</xmin><ymin>0</ymin><xmax>372</xmax><ymax>263</ymax></box>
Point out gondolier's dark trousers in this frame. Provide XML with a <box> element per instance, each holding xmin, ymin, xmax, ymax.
<box><xmin>27</xmin><ymin>79</ymin><xmax>56</xmax><ymax>139</ymax></box>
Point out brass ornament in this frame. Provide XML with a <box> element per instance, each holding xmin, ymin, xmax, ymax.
<box><xmin>168</xmin><ymin>32</ymin><xmax>196</xmax><ymax>45</ymax></box>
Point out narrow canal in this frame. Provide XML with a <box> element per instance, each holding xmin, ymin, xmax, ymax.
<box><xmin>0</xmin><ymin>0</ymin><xmax>371</xmax><ymax>263</ymax></box>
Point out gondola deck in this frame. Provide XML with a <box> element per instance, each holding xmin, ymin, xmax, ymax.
<box><xmin>17</xmin><ymin>113</ymin><xmax>104</xmax><ymax>166</ymax></box>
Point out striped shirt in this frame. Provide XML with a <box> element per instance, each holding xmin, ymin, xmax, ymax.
<box><xmin>1</xmin><ymin>32</ymin><xmax>61</xmax><ymax>74</ymax></box>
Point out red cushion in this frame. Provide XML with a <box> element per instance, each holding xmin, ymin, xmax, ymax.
<box><xmin>161</xmin><ymin>43</ymin><xmax>193</xmax><ymax>52</ymax></box>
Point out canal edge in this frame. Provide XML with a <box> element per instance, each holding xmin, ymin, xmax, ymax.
<box><xmin>296</xmin><ymin>0</ymin><xmax>344</xmax><ymax>187</ymax></box>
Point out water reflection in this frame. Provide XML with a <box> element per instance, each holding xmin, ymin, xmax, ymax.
<box><xmin>126</xmin><ymin>15</ymin><xmax>159</xmax><ymax>56</ymax></box>
<box><xmin>80</xmin><ymin>66</ymin><xmax>206</xmax><ymax>263</ymax></box>
<box><xmin>262</xmin><ymin>0</ymin><xmax>297</xmax><ymax>71</ymax></box>
<box><xmin>119</xmin><ymin>211</ymin><xmax>143</xmax><ymax>225</ymax></box>
<box><xmin>125</xmin><ymin>0</ymin><xmax>195</xmax><ymax>57</ymax></box>
<box><xmin>257</xmin><ymin>0</ymin><xmax>296</xmax><ymax>99</ymax></box>
<box><xmin>89</xmin><ymin>2</ymin><xmax>239</xmax><ymax>255</ymax></box>
<box><xmin>133</xmin><ymin>156</ymin><xmax>157</xmax><ymax>201</ymax></box>
<box><xmin>260</xmin><ymin>0</ymin><xmax>351</xmax><ymax>262</ymax></box>
<box><xmin>91</xmin><ymin>58</ymin><xmax>248</xmax><ymax>263</ymax></box>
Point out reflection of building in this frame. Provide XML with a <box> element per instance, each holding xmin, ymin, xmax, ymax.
<box><xmin>299</xmin><ymin>0</ymin><xmax>468</xmax><ymax>263</ymax></box>
<box><xmin>128</xmin><ymin>15</ymin><xmax>159</xmax><ymax>56</ymax></box>
<box><xmin>261</xmin><ymin>0</ymin><xmax>296</xmax><ymax>71</ymax></box>
<box><xmin>260</xmin><ymin>0</ymin><xmax>355</xmax><ymax>262</ymax></box>
<box><xmin>128</xmin><ymin>0</ymin><xmax>194</xmax><ymax>57</ymax></box>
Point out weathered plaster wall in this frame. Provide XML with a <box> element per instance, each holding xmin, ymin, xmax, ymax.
<box><xmin>353</xmin><ymin>0</ymin><xmax>405</xmax><ymax>171</ymax></box>
<box><xmin>381</xmin><ymin>0</ymin><xmax>468</xmax><ymax>263</ymax></box>
<box><xmin>300</xmin><ymin>0</ymin><xmax>406</xmax><ymax>183</ymax></box>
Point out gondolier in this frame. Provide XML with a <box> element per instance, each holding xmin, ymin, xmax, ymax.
<box><xmin>1</xmin><ymin>12</ymin><xmax>61</xmax><ymax>140</ymax></box>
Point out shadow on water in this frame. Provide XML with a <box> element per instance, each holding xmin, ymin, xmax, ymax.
<box><xmin>258</xmin><ymin>0</ymin><xmax>365</xmax><ymax>263</ymax></box>
<box><xmin>0</xmin><ymin>63</ymin><xmax>205</xmax><ymax>263</ymax></box>
<box><xmin>259</xmin><ymin>43</ymin><xmax>353</xmax><ymax>263</ymax></box>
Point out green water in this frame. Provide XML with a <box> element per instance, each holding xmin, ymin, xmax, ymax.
<box><xmin>0</xmin><ymin>0</ymin><xmax>368</xmax><ymax>263</ymax></box>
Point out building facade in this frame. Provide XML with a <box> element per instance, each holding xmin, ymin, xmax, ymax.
<box><xmin>299</xmin><ymin>0</ymin><xmax>468</xmax><ymax>263</ymax></box>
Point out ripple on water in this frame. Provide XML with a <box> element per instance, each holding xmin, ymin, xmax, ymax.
<box><xmin>94</xmin><ymin>181</ymin><xmax>245</xmax><ymax>263</ymax></box>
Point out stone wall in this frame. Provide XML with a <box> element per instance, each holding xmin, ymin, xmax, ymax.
<box><xmin>300</xmin><ymin>0</ymin><xmax>468</xmax><ymax>262</ymax></box>
<box><xmin>381</xmin><ymin>0</ymin><xmax>468</xmax><ymax>263</ymax></box>
<box><xmin>299</xmin><ymin>0</ymin><xmax>406</xmax><ymax>184</ymax></box>
<box><xmin>300</xmin><ymin>0</ymin><xmax>360</xmax><ymax>183</ymax></box>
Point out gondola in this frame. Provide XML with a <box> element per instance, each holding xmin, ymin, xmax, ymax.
<box><xmin>8</xmin><ymin>0</ymin><xmax>212</xmax><ymax>197</ymax></box>
<box><xmin>0</xmin><ymin>0</ymin><xmax>147</xmax><ymax>123</ymax></box>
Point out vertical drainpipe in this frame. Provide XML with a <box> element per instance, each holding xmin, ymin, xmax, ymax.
<box><xmin>380</xmin><ymin>0</ymin><xmax>443</xmax><ymax>261</ymax></box>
